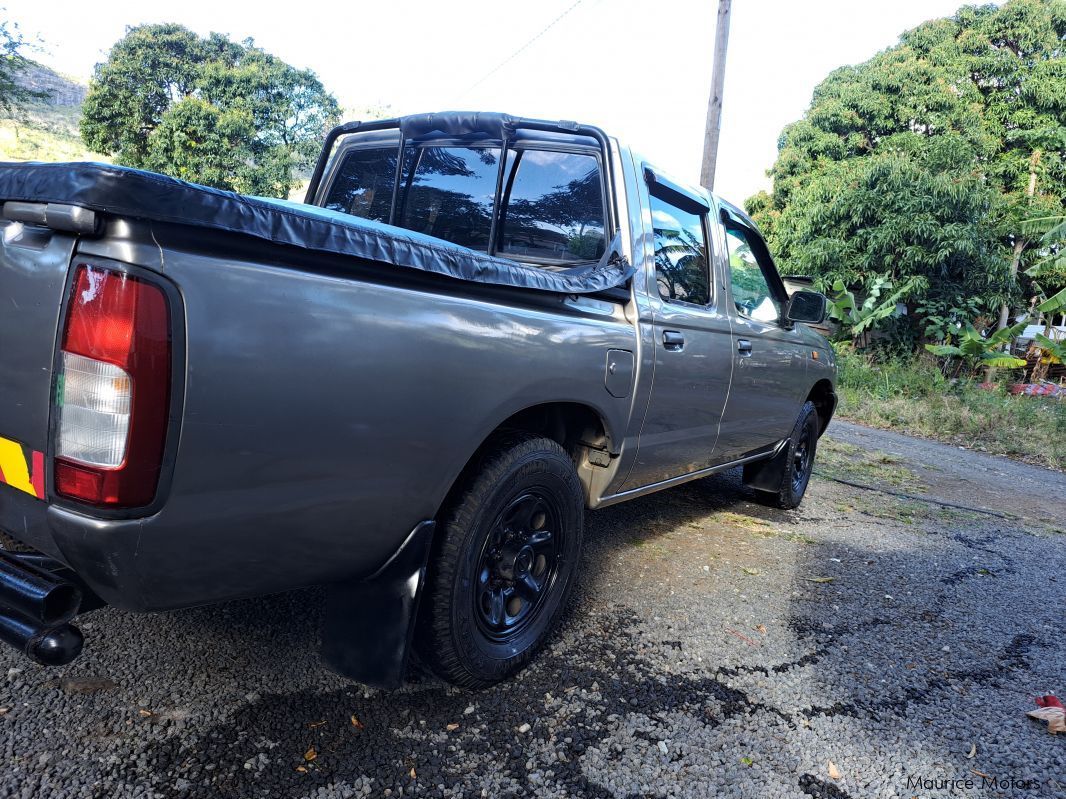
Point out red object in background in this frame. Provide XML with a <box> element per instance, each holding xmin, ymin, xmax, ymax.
<box><xmin>1008</xmin><ymin>383</ymin><xmax>1063</xmax><ymax>397</ymax></box>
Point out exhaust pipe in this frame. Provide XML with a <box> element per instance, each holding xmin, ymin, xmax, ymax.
<box><xmin>0</xmin><ymin>550</ymin><xmax>84</xmax><ymax>666</ymax></box>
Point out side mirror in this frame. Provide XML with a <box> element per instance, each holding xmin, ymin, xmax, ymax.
<box><xmin>785</xmin><ymin>290</ymin><xmax>828</xmax><ymax>325</ymax></box>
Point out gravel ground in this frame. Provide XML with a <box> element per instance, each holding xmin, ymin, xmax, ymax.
<box><xmin>1</xmin><ymin>420</ymin><xmax>1063</xmax><ymax>799</ymax></box>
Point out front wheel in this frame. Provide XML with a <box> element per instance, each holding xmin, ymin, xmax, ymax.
<box><xmin>744</xmin><ymin>400</ymin><xmax>820</xmax><ymax>510</ymax></box>
<box><xmin>416</xmin><ymin>433</ymin><xmax>584</xmax><ymax>688</ymax></box>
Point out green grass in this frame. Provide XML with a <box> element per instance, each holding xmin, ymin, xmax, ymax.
<box><xmin>835</xmin><ymin>348</ymin><xmax>1066</xmax><ymax>471</ymax></box>
<box><xmin>0</xmin><ymin>119</ymin><xmax>108</xmax><ymax>163</ymax></box>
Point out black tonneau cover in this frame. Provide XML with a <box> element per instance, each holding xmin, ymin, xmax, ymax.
<box><xmin>0</xmin><ymin>161</ymin><xmax>633</xmax><ymax>295</ymax></box>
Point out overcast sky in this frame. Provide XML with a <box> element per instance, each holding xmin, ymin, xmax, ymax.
<box><xmin>7</xmin><ymin>0</ymin><xmax>973</xmax><ymax>204</ymax></box>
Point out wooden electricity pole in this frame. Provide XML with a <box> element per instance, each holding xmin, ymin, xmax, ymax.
<box><xmin>700</xmin><ymin>0</ymin><xmax>732</xmax><ymax>192</ymax></box>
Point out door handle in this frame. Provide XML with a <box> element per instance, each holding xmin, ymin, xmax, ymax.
<box><xmin>663</xmin><ymin>331</ymin><xmax>685</xmax><ymax>351</ymax></box>
<box><xmin>737</xmin><ymin>338</ymin><xmax>753</xmax><ymax>355</ymax></box>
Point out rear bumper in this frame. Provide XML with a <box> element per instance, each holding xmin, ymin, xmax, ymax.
<box><xmin>0</xmin><ymin>486</ymin><xmax>417</xmax><ymax>613</ymax></box>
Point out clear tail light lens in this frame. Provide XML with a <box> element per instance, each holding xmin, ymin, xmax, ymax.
<box><xmin>54</xmin><ymin>264</ymin><xmax>171</xmax><ymax>507</ymax></box>
<box><xmin>57</xmin><ymin>352</ymin><xmax>132</xmax><ymax>466</ymax></box>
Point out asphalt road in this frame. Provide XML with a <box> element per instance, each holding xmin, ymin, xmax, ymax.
<box><xmin>1</xmin><ymin>420</ymin><xmax>1064</xmax><ymax>798</ymax></box>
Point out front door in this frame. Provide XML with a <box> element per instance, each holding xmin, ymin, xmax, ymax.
<box><xmin>715</xmin><ymin>218</ymin><xmax>806</xmax><ymax>460</ymax></box>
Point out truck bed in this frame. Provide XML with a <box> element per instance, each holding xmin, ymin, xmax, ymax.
<box><xmin>0</xmin><ymin>165</ymin><xmax>639</xmax><ymax>612</ymax></box>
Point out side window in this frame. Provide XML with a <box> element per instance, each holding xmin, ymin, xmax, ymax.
<box><xmin>498</xmin><ymin>150</ymin><xmax>606</xmax><ymax>262</ymax></box>
<box><xmin>322</xmin><ymin>147</ymin><xmax>397</xmax><ymax>222</ymax></box>
<box><xmin>397</xmin><ymin>146</ymin><xmax>501</xmax><ymax>250</ymax></box>
<box><xmin>649</xmin><ymin>193</ymin><xmax>710</xmax><ymax>306</ymax></box>
<box><xmin>724</xmin><ymin>226</ymin><xmax>781</xmax><ymax>323</ymax></box>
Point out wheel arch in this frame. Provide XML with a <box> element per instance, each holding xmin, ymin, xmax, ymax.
<box><xmin>805</xmin><ymin>379</ymin><xmax>836</xmax><ymax>435</ymax></box>
<box><xmin>438</xmin><ymin>401</ymin><xmax>614</xmax><ymax>516</ymax></box>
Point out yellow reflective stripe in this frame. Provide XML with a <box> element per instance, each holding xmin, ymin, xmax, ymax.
<box><xmin>0</xmin><ymin>436</ymin><xmax>37</xmax><ymax>497</ymax></box>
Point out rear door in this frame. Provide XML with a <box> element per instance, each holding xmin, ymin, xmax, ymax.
<box><xmin>713</xmin><ymin>212</ymin><xmax>806</xmax><ymax>459</ymax></box>
<box><xmin>619</xmin><ymin>172</ymin><xmax>733</xmax><ymax>489</ymax></box>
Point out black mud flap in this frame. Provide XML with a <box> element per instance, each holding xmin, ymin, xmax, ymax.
<box><xmin>741</xmin><ymin>438</ymin><xmax>791</xmax><ymax>492</ymax></box>
<box><xmin>319</xmin><ymin>521</ymin><xmax>435</xmax><ymax>689</ymax></box>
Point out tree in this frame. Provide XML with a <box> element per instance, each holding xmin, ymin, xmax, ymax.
<box><xmin>0</xmin><ymin>15</ymin><xmax>48</xmax><ymax>117</ymax></box>
<box><xmin>81</xmin><ymin>24</ymin><xmax>340</xmax><ymax>197</ymax></box>
<box><xmin>748</xmin><ymin>0</ymin><xmax>1066</xmax><ymax>339</ymax></box>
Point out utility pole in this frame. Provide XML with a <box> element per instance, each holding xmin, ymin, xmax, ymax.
<box><xmin>700</xmin><ymin>0</ymin><xmax>732</xmax><ymax>192</ymax></box>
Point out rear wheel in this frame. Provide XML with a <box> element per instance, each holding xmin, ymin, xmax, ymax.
<box><xmin>416</xmin><ymin>433</ymin><xmax>584</xmax><ymax>688</ymax></box>
<box><xmin>744</xmin><ymin>401</ymin><xmax>819</xmax><ymax>510</ymax></box>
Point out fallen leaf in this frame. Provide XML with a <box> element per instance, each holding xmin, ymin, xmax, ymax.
<box><xmin>1026</xmin><ymin>707</ymin><xmax>1066</xmax><ymax>734</ymax></box>
<box><xmin>828</xmin><ymin>761</ymin><xmax>842</xmax><ymax>780</ymax></box>
<box><xmin>303</xmin><ymin>746</ymin><xmax>317</xmax><ymax>762</ymax></box>
<box><xmin>739</xmin><ymin>756</ymin><xmax>754</xmax><ymax>766</ymax></box>
<box><xmin>966</xmin><ymin>743</ymin><xmax>976</xmax><ymax>759</ymax></box>
<box><xmin>971</xmin><ymin>769</ymin><xmax>991</xmax><ymax>779</ymax></box>
<box><xmin>446</xmin><ymin>723</ymin><xmax>459</xmax><ymax>732</ymax></box>
<box><xmin>307</xmin><ymin>720</ymin><xmax>326</xmax><ymax>729</ymax></box>
<box><xmin>0</xmin><ymin>707</ymin><xmax>9</xmax><ymax>715</ymax></box>
<box><xmin>410</xmin><ymin>767</ymin><xmax>417</xmax><ymax>779</ymax></box>
<box><xmin>805</xmin><ymin>576</ymin><xmax>835</xmax><ymax>584</ymax></box>
<box><xmin>756</xmin><ymin>624</ymin><xmax>768</xmax><ymax>635</ymax></box>
<box><xmin>350</xmin><ymin>714</ymin><xmax>365</xmax><ymax>730</ymax></box>
<box><xmin>138</xmin><ymin>709</ymin><xmax>153</xmax><ymax>717</ymax></box>
<box><xmin>741</xmin><ymin>567</ymin><xmax>760</xmax><ymax>576</ymax></box>
<box><xmin>295</xmin><ymin>766</ymin><xmax>307</xmax><ymax>773</ymax></box>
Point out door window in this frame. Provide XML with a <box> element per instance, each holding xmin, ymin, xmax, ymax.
<box><xmin>498</xmin><ymin>150</ymin><xmax>606</xmax><ymax>262</ymax></box>
<box><xmin>649</xmin><ymin>194</ymin><xmax>710</xmax><ymax>306</ymax></box>
<box><xmin>724</xmin><ymin>226</ymin><xmax>781</xmax><ymax>323</ymax></box>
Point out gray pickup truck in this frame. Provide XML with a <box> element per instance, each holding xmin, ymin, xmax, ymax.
<box><xmin>0</xmin><ymin>112</ymin><xmax>835</xmax><ymax>688</ymax></box>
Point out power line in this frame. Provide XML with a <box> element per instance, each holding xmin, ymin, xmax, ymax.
<box><xmin>458</xmin><ymin>0</ymin><xmax>586</xmax><ymax>99</ymax></box>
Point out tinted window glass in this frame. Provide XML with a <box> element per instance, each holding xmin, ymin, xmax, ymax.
<box><xmin>499</xmin><ymin>150</ymin><xmax>605</xmax><ymax>261</ymax></box>
<box><xmin>649</xmin><ymin>193</ymin><xmax>710</xmax><ymax>305</ymax></box>
<box><xmin>398</xmin><ymin>146</ymin><xmax>499</xmax><ymax>250</ymax></box>
<box><xmin>725</xmin><ymin>226</ymin><xmax>781</xmax><ymax>323</ymax></box>
<box><xmin>322</xmin><ymin>147</ymin><xmax>396</xmax><ymax>222</ymax></box>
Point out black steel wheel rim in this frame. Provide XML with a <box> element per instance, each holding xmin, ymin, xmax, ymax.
<box><xmin>474</xmin><ymin>490</ymin><xmax>563</xmax><ymax>642</ymax></box>
<box><xmin>792</xmin><ymin>422</ymin><xmax>815</xmax><ymax>493</ymax></box>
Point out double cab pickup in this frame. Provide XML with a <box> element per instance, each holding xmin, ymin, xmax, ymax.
<box><xmin>0</xmin><ymin>112</ymin><xmax>835</xmax><ymax>687</ymax></box>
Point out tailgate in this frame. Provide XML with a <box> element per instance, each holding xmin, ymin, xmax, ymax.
<box><xmin>0</xmin><ymin>218</ymin><xmax>76</xmax><ymax>534</ymax></box>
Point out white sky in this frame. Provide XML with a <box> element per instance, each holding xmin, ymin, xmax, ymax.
<box><xmin>7</xmin><ymin>0</ymin><xmax>973</xmax><ymax>205</ymax></box>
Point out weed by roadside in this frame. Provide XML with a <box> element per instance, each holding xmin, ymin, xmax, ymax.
<box><xmin>834</xmin><ymin>349</ymin><xmax>1065</xmax><ymax>470</ymax></box>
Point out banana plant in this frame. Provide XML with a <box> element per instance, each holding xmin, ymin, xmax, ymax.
<box><xmin>1029</xmin><ymin>287</ymin><xmax>1066</xmax><ymax>379</ymax></box>
<box><xmin>925</xmin><ymin>320</ymin><xmax>1029</xmax><ymax>374</ymax></box>
<box><xmin>827</xmin><ymin>275</ymin><xmax>922</xmax><ymax>347</ymax></box>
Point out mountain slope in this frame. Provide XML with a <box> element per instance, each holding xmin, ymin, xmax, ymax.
<box><xmin>0</xmin><ymin>62</ymin><xmax>108</xmax><ymax>162</ymax></box>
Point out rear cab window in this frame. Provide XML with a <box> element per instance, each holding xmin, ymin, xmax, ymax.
<box><xmin>498</xmin><ymin>150</ymin><xmax>605</xmax><ymax>262</ymax></box>
<box><xmin>320</xmin><ymin>137</ymin><xmax>607</xmax><ymax>264</ymax></box>
<box><xmin>397</xmin><ymin>146</ymin><xmax>499</xmax><ymax>250</ymax></box>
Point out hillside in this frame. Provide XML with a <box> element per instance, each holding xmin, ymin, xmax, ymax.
<box><xmin>0</xmin><ymin>62</ymin><xmax>108</xmax><ymax>162</ymax></box>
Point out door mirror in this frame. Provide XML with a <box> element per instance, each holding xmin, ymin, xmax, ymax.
<box><xmin>785</xmin><ymin>290</ymin><xmax>827</xmax><ymax>324</ymax></box>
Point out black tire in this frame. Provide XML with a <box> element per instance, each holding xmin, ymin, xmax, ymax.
<box><xmin>416</xmin><ymin>433</ymin><xmax>584</xmax><ymax>688</ymax></box>
<box><xmin>744</xmin><ymin>401</ymin><xmax>820</xmax><ymax>510</ymax></box>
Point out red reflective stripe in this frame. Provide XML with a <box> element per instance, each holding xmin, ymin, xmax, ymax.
<box><xmin>30</xmin><ymin>450</ymin><xmax>45</xmax><ymax>499</ymax></box>
<box><xmin>0</xmin><ymin>461</ymin><xmax>6</xmax><ymax>485</ymax></box>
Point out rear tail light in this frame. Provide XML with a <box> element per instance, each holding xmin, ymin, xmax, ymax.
<box><xmin>54</xmin><ymin>264</ymin><xmax>171</xmax><ymax>507</ymax></box>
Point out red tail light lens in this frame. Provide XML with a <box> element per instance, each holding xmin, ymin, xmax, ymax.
<box><xmin>54</xmin><ymin>264</ymin><xmax>171</xmax><ymax>507</ymax></box>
